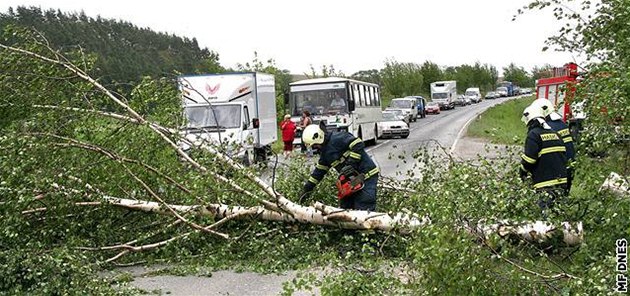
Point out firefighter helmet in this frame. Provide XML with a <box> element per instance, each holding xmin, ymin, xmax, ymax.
<box><xmin>521</xmin><ymin>105</ymin><xmax>545</xmax><ymax>125</ymax></box>
<box><xmin>531</xmin><ymin>98</ymin><xmax>555</xmax><ymax>117</ymax></box>
<box><xmin>302</xmin><ymin>124</ymin><xmax>325</xmax><ymax>147</ymax></box>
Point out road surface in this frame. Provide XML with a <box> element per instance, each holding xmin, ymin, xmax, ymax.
<box><xmin>118</xmin><ymin>96</ymin><xmax>522</xmax><ymax>295</ymax></box>
<box><xmin>367</xmin><ymin>96</ymin><xmax>519</xmax><ymax>179</ymax></box>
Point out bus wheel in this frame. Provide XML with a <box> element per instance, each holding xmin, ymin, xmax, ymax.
<box><xmin>371</xmin><ymin>125</ymin><xmax>379</xmax><ymax>145</ymax></box>
<box><xmin>365</xmin><ymin>126</ymin><xmax>378</xmax><ymax>146</ymax></box>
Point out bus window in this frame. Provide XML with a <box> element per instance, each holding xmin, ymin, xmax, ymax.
<box><xmin>352</xmin><ymin>84</ymin><xmax>361</xmax><ymax>106</ymax></box>
<box><xmin>359</xmin><ymin>85</ymin><xmax>366</xmax><ymax>107</ymax></box>
<box><xmin>368</xmin><ymin>87</ymin><xmax>375</xmax><ymax>106</ymax></box>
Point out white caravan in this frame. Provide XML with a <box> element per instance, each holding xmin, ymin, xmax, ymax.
<box><xmin>178</xmin><ymin>73</ymin><xmax>277</xmax><ymax>165</ymax></box>
<box><xmin>430</xmin><ymin>81</ymin><xmax>457</xmax><ymax>110</ymax></box>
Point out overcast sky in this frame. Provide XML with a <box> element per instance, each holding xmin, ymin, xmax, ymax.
<box><xmin>1</xmin><ymin>0</ymin><xmax>580</xmax><ymax>76</ymax></box>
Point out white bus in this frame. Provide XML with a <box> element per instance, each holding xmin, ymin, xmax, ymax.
<box><xmin>289</xmin><ymin>77</ymin><xmax>382</xmax><ymax>145</ymax></box>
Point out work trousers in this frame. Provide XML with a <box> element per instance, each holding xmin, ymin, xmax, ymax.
<box><xmin>340</xmin><ymin>175</ymin><xmax>378</xmax><ymax>211</ymax></box>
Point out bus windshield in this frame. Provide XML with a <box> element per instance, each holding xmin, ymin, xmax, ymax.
<box><xmin>290</xmin><ymin>89</ymin><xmax>348</xmax><ymax>116</ymax></box>
<box><xmin>432</xmin><ymin>93</ymin><xmax>448</xmax><ymax>99</ymax></box>
<box><xmin>184</xmin><ymin>105</ymin><xmax>241</xmax><ymax>129</ymax></box>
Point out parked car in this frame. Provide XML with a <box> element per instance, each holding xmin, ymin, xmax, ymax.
<box><xmin>454</xmin><ymin>95</ymin><xmax>471</xmax><ymax>106</ymax></box>
<box><xmin>520</xmin><ymin>88</ymin><xmax>532</xmax><ymax>95</ymax></box>
<box><xmin>496</xmin><ymin>87</ymin><xmax>508</xmax><ymax>97</ymax></box>
<box><xmin>425</xmin><ymin>101</ymin><xmax>441</xmax><ymax>114</ymax></box>
<box><xmin>389</xmin><ymin>109</ymin><xmax>410</xmax><ymax>124</ymax></box>
<box><xmin>513</xmin><ymin>86</ymin><xmax>521</xmax><ymax>96</ymax></box>
<box><xmin>485</xmin><ymin>91</ymin><xmax>500</xmax><ymax>99</ymax></box>
<box><xmin>378</xmin><ymin>111</ymin><xmax>410</xmax><ymax>139</ymax></box>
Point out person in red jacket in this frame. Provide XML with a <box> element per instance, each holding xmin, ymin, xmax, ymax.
<box><xmin>280</xmin><ymin>114</ymin><xmax>297</xmax><ymax>159</ymax></box>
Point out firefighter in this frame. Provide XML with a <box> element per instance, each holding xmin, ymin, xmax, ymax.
<box><xmin>519</xmin><ymin>105</ymin><xmax>569</xmax><ymax>214</ymax></box>
<box><xmin>300</xmin><ymin>124</ymin><xmax>379</xmax><ymax>211</ymax></box>
<box><xmin>530</xmin><ymin>98</ymin><xmax>576</xmax><ymax>191</ymax></box>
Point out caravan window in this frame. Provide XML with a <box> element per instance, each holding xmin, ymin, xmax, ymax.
<box><xmin>432</xmin><ymin>93</ymin><xmax>448</xmax><ymax>99</ymax></box>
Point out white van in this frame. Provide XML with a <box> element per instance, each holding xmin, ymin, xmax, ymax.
<box><xmin>178</xmin><ymin>73</ymin><xmax>277</xmax><ymax>166</ymax></box>
<box><xmin>465</xmin><ymin>87</ymin><xmax>482</xmax><ymax>103</ymax></box>
<box><xmin>386</xmin><ymin>97</ymin><xmax>418</xmax><ymax>122</ymax></box>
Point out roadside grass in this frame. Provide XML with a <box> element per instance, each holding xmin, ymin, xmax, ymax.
<box><xmin>466</xmin><ymin>96</ymin><xmax>533</xmax><ymax>145</ymax></box>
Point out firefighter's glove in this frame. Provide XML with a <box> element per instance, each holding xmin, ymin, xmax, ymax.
<box><xmin>340</xmin><ymin>165</ymin><xmax>355</xmax><ymax>178</ymax></box>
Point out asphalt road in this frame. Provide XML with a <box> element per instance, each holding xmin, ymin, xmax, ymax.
<box><xmin>367</xmin><ymin>96</ymin><xmax>519</xmax><ymax>179</ymax></box>
<box><xmin>120</xmin><ymin>95</ymin><xmax>522</xmax><ymax>295</ymax></box>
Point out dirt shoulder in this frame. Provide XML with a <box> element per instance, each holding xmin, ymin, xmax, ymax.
<box><xmin>452</xmin><ymin>136</ymin><xmax>520</xmax><ymax>161</ymax></box>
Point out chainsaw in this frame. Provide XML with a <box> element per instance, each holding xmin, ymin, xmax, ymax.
<box><xmin>336</xmin><ymin>168</ymin><xmax>365</xmax><ymax>200</ymax></box>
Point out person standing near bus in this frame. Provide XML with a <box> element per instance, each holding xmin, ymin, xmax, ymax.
<box><xmin>297</xmin><ymin>110</ymin><xmax>313</xmax><ymax>156</ymax></box>
<box><xmin>280</xmin><ymin>114</ymin><xmax>296</xmax><ymax>159</ymax></box>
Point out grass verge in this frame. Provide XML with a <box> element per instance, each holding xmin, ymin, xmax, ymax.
<box><xmin>466</xmin><ymin>96</ymin><xmax>533</xmax><ymax>145</ymax></box>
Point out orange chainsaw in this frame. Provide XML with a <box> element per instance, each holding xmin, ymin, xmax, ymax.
<box><xmin>336</xmin><ymin>168</ymin><xmax>365</xmax><ymax>200</ymax></box>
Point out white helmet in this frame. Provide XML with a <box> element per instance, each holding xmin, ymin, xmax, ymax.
<box><xmin>302</xmin><ymin>124</ymin><xmax>325</xmax><ymax>147</ymax></box>
<box><xmin>531</xmin><ymin>98</ymin><xmax>555</xmax><ymax>117</ymax></box>
<box><xmin>521</xmin><ymin>105</ymin><xmax>545</xmax><ymax>125</ymax></box>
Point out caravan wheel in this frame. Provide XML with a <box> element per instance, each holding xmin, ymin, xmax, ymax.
<box><xmin>242</xmin><ymin>151</ymin><xmax>255</xmax><ymax>167</ymax></box>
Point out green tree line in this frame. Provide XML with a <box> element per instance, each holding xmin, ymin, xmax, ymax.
<box><xmin>0</xmin><ymin>6</ymin><xmax>224</xmax><ymax>87</ymax></box>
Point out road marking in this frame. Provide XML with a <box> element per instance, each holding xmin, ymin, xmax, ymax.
<box><xmin>450</xmin><ymin>114</ymin><xmax>478</xmax><ymax>154</ymax></box>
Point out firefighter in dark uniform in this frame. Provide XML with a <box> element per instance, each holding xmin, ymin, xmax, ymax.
<box><xmin>531</xmin><ymin>98</ymin><xmax>576</xmax><ymax>192</ymax></box>
<box><xmin>519</xmin><ymin>105</ymin><xmax>568</xmax><ymax>214</ymax></box>
<box><xmin>300</xmin><ymin>124</ymin><xmax>379</xmax><ymax>211</ymax></box>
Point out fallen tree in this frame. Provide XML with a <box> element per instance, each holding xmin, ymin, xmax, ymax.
<box><xmin>0</xmin><ymin>36</ymin><xmax>587</xmax><ymax>260</ymax></box>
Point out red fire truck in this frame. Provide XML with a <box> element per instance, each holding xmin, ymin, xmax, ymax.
<box><xmin>535</xmin><ymin>62</ymin><xmax>580</xmax><ymax>123</ymax></box>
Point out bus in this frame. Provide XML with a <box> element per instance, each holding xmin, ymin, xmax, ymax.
<box><xmin>288</xmin><ymin>77</ymin><xmax>382</xmax><ymax>145</ymax></box>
